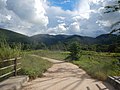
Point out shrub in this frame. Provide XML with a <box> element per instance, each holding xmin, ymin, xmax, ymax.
<box><xmin>68</xmin><ymin>42</ymin><xmax>81</xmax><ymax>60</ymax></box>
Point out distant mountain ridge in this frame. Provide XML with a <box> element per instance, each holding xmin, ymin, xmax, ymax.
<box><xmin>0</xmin><ymin>28</ymin><xmax>120</xmax><ymax>46</ymax></box>
<box><xmin>31</xmin><ymin>34</ymin><xmax>69</xmax><ymax>45</ymax></box>
<box><xmin>0</xmin><ymin>28</ymin><xmax>31</xmax><ymax>44</ymax></box>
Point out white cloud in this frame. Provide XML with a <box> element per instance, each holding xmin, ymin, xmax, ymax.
<box><xmin>76</xmin><ymin>0</ymin><xmax>90</xmax><ymax>18</ymax></box>
<box><xmin>46</xmin><ymin>23</ymin><xmax>67</xmax><ymax>35</ymax></box>
<box><xmin>0</xmin><ymin>0</ymin><xmax>49</xmax><ymax>35</ymax></box>
<box><xmin>0</xmin><ymin>3</ymin><xmax>32</xmax><ymax>35</ymax></box>
<box><xmin>6</xmin><ymin>15</ymin><xmax>11</xmax><ymax>20</ymax></box>
<box><xmin>0</xmin><ymin>0</ymin><xmax>119</xmax><ymax>37</ymax></box>
<box><xmin>56</xmin><ymin>16</ymin><xmax>65</xmax><ymax>20</ymax></box>
<box><xmin>45</xmin><ymin>5</ymin><xmax>74</xmax><ymax>28</ymax></box>
<box><xmin>6</xmin><ymin>0</ymin><xmax>48</xmax><ymax>26</ymax></box>
<box><xmin>68</xmin><ymin>22</ymin><xmax>80</xmax><ymax>34</ymax></box>
<box><xmin>0</xmin><ymin>0</ymin><xmax>6</xmax><ymax>9</ymax></box>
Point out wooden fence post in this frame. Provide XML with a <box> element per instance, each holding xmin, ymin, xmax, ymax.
<box><xmin>14</xmin><ymin>58</ymin><xmax>17</xmax><ymax>76</ymax></box>
<box><xmin>0</xmin><ymin>57</ymin><xmax>21</xmax><ymax>81</ymax></box>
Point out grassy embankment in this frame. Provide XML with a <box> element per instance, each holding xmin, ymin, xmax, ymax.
<box><xmin>20</xmin><ymin>53</ymin><xmax>52</xmax><ymax>79</ymax></box>
<box><xmin>31</xmin><ymin>50</ymin><xmax>120</xmax><ymax>80</ymax></box>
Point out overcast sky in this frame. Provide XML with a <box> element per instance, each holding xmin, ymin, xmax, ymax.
<box><xmin>0</xmin><ymin>0</ymin><xmax>120</xmax><ymax>37</ymax></box>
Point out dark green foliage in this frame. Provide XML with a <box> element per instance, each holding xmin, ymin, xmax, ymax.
<box><xmin>0</xmin><ymin>28</ymin><xmax>33</xmax><ymax>50</ymax></box>
<box><xmin>96</xmin><ymin>44</ymin><xmax>108</xmax><ymax>52</ymax></box>
<box><xmin>107</xmin><ymin>44</ymin><xmax>117</xmax><ymax>52</ymax></box>
<box><xmin>0</xmin><ymin>41</ymin><xmax>21</xmax><ymax>60</ymax></box>
<box><xmin>95</xmin><ymin>34</ymin><xmax>117</xmax><ymax>45</ymax></box>
<box><xmin>68</xmin><ymin>42</ymin><xmax>81</xmax><ymax>60</ymax></box>
<box><xmin>0</xmin><ymin>28</ymin><xmax>31</xmax><ymax>44</ymax></box>
<box><xmin>0</xmin><ymin>28</ymin><xmax>48</xmax><ymax>50</ymax></box>
<box><xmin>49</xmin><ymin>34</ymin><xmax>120</xmax><ymax>52</ymax></box>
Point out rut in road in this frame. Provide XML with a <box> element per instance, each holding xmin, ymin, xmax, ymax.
<box><xmin>22</xmin><ymin>56</ymin><xmax>116</xmax><ymax>90</ymax></box>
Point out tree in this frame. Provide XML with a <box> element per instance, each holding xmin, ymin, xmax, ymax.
<box><xmin>68</xmin><ymin>42</ymin><xmax>81</xmax><ymax>60</ymax></box>
<box><xmin>107</xmin><ymin>44</ymin><xmax>117</xmax><ymax>52</ymax></box>
<box><xmin>105</xmin><ymin>0</ymin><xmax>120</xmax><ymax>33</ymax></box>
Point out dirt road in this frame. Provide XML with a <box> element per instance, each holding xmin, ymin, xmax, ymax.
<box><xmin>22</xmin><ymin>57</ymin><xmax>116</xmax><ymax>90</ymax></box>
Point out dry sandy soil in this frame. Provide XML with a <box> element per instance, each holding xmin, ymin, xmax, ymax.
<box><xmin>22</xmin><ymin>57</ymin><xmax>116</xmax><ymax>90</ymax></box>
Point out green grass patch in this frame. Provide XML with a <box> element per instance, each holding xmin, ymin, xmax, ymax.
<box><xmin>29</xmin><ymin>50</ymin><xmax>69</xmax><ymax>60</ymax></box>
<box><xmin>19</xmin><ymin>53</ymin><xmax>52</xmax><ymax>80</ymax></box>
<box><xmin>72</xmin><ymin>55</ymin><xmax>120</xmax><ymax>80</ymax></box>
<box><xmin>31</xmin><ymin>50</ymin><xmax>120</xmax><ymax>81</ymax></box>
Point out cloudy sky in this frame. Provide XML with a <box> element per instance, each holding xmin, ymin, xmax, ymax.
<box><xmin>0</xmin><ymin>0</ymin><xmax>120</xmax><ymax>37</ymax></box>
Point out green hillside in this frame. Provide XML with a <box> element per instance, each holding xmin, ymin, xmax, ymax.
<box><xmin>31</xmin><ymin>34</ymin><xmax>69</xmax><ymax>45</ymax></box>
<box><xmin>0</xmin><ymin>28</ymin><xmax>31</xmax><ymax>44</ymax></box>
<box><xmin>0</xmin><ymin>28</ymin><xmax>120</xmax><ymax>52</ymax></box>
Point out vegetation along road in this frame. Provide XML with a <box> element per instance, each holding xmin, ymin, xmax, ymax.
<box><xmin>22</xmin><ymin>57</ymin><xmax>116</xmax><ymax>90</ymax></box>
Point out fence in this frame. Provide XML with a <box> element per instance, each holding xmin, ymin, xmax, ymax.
<box><xmin>0</xmin><ymin>57</ymin><xmax>21</xmax><ymax>81</ymax></box>
<box><xmin>107</xmin><ymin>76</ymin><xmax>120</xmax><ymax>90</ymax></box>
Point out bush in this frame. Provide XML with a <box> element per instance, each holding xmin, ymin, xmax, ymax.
<box><xmin>68</xmin><ymin>42</ymin><xmax>81</xmax><ymax>60</ymax></box>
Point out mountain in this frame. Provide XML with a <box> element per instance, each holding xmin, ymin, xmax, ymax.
<box><xmin>31</xmin><ymin>34</ymin><xmax>70</xmax><ymax>45</ymax></box>
<box><xmin>95</xmin><ymin>34</ymin><xmax>120</xmax><ymax>45</ymax></box>
<box><xmin>0</xmin><ymin>28</ymin><xmax>120</xmax><ymax>51</ymax></box>
<box><xmin>32</xmin><ymin>34</ymin><xmax>120</xmax><ymax>45</ymax></box>
<box><xmin>0</xmin><ymin>28</ymin><xmax>31</xmax><ymax>44</ymax></box>
<box><xmin>63</xmin><ymin>35</ymin><xmax>95</xmax><ymax>45</ymax></box>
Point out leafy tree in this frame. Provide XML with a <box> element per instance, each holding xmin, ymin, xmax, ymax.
<box><xmin>107</xmin><ymin>44</ymin><xmax>117</xmax><ymax>52</ymax></box>
<box><xmin>68</xmin><ymin>42</ymin><xmax>81</xmax><ymax>60</ymax></box>
<box><xmin>105</xmin><ymin>0</ymin><xmax>120</xmax><ymax>33</ymax></box>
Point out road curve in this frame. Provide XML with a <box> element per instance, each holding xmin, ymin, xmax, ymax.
<box><xmin>22</xmin><ymin>57</ymin><xmax>116</xmax><ymax>90</ymax></box>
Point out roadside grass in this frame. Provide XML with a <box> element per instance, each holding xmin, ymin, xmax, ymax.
<box><xmin>72</xmin><ymin>55</ymin><xmax>120</xmax><ymax>80</ymax></box>
<box><xmin>19</xmin><ymin>53</ymin><xmax>52</xmax><ymax>80</ymax></box>
<box><xmin>0</xmin><ymin>42</ymin><xmax>21</xmax><ymax>60</ymax></box>
<box><xmin>31</xmin><ymin>50</ymin><xmax>120</xmax><ymax>81</ymax></box>
<box><xmin>0</xmin><ymin>43</ymin><xmax>52</xmax><ymax>81</ymax></box>
<box><xmin>0</xmin><ymin>42</ymin><xmax>21</xmax><ymax>81</ymax></box>
<box><xmin>29</xmin><ymin>50</ymin><xmax>69</xmax><ymax>60</ymax></box>
<box><xmin>0</xmin><ymin>46</ymin><xmax>53</xmax><ymax>81</ymax></box>
<box><xmin>72</xmin><ymin>52</ymin><xmax>120</xmax><ymax>80</ymax></box>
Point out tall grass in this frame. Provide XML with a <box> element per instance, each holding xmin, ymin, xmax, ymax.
<box><xmin>0</xmin><ymin>42</ymin><xmax>21</xmax><ymax>60</ymax></box>
<box><xmin>20</xmin><ymin>54</ymin><xmax>52</xmax><ymax>80</ymax></box>
<box><xmin>0</xmin><ymin>42</ymin><xmax>22</xmax><ymax>81</ymax></box>
<box><xmin>72</xmin><ymin>55</ymin><xmax>120</xmax><ymax>80</ymax></box>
